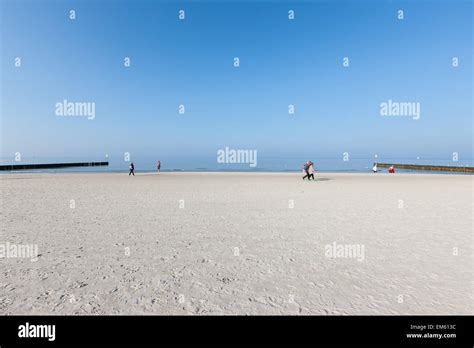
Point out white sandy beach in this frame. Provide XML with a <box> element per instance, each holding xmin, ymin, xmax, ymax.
<box><xmin>0</xmin><ymin>172</ymin><xmax>472</xmax><ymax>315</ymax></box>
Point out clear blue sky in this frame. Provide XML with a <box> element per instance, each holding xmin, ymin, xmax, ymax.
<box><xmin>1</xmin><ymin>0</ymin><xmax>472</xmax><ymax>161</ymax></box>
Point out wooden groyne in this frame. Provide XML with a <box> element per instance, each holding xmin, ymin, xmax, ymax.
<box><xmin>375</xmin><ymin>162</ymin><xmax>473</xmax><ymax>173</ymax></box>
<box><xmin>0</xmin><ymin>161</ymin><xmax>109</xmax><ymax>171</ymax></box>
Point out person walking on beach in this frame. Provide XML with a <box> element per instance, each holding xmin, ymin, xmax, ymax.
<box><xmin>129</xmin><ymin>162</ymin><xmax>135</xmax><ymax>176</ymax></box>
<box><xmin>372</xmin><ymin>163</ymin><xmax>378</xmax><ymax>173</ymax></box>
<box><xmin>308</xmin><ymin>161</ymin><xmax>316</xmax><ymax>180</ymax></box>
<box><xmin>157</xmin><ymin>160</ymin><xmax>161</xmax><ymax>172</ymax></box>
<box><xmin>389</xmin><ymin>165</ymin><xmax>395</xmax><ymax>174</ymax></box>
<box><xmin>302</xmin><ymin>161</ymin><xmax>311</xmax><ymax>180</ymax></box>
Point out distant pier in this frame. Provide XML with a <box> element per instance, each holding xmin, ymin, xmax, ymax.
<box><xmin>0</xmin><ymin>161</ymin><xmax>109</xmax><ymax>171</ymax></box>
<box><xmin>376</xmin><ymin>162</ymin><xmax>473</xmax><ymax>173</ymax></box>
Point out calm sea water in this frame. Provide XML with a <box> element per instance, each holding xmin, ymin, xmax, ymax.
<box><xmin>1</xmin><ymin>156</ymin><xmax>472</xmax><ymax>174</ymax></box>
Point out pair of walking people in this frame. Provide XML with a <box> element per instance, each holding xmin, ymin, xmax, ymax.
<box><xmin>302</xmin><ymin>161</ymin><xmax>316</xmax><ymax>180</ymax></box>
<box><xmin>129</xmin><ymin>160</ymin><xmax>161</xmax><ymax>176</ymax></box>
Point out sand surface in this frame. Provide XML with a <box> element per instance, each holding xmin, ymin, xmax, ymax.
<box><xmin>0</xmin><ymin>172</ymin><xmax>472</xmax><ymax>315</ymax></box>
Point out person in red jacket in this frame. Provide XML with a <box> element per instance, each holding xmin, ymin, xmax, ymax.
<box><xmin>389</xmin><ymin>165</ymin><xmax>395</xmax><ymax>174</ymax></box>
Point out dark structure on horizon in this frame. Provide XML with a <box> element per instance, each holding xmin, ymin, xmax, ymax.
<box><xmin>375</xmin><ymin>162</ymin><xmax>473</xmax><ymax>173</ymax></box>
<box><xmin>0</xmin><ymin>161</ymin><xmax>109</xmax><ymax>171</ymax></box>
